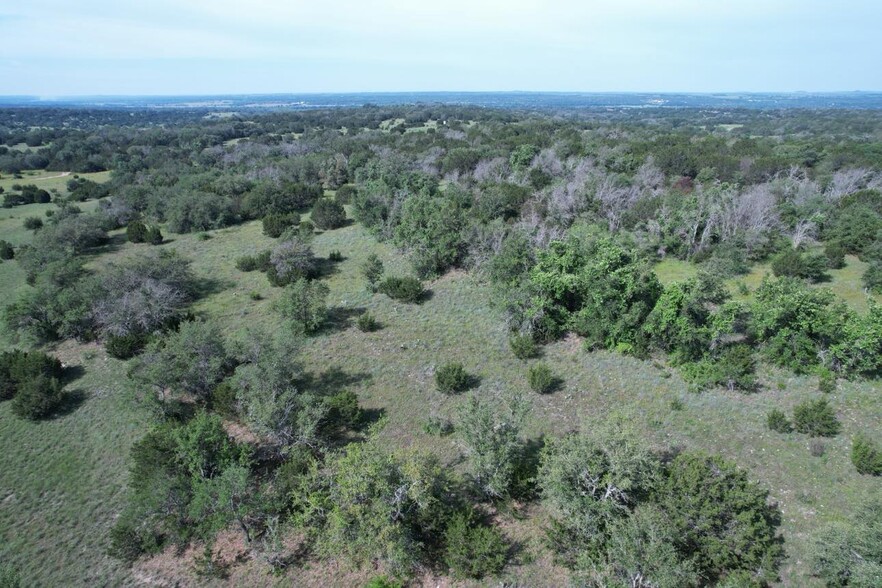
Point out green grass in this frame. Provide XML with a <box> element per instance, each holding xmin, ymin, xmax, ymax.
<box><xmin>1</xmin><ymin>214</ymin><xmax>880</xmax><ymax>586</ymax></box>
<box><xmin>654</xmin><ymin>255</ymin><xmax>880</xmax><ymax>313</ymax></box>
<box><xmin>0</xmin><ymin>341</ymin><xmax>148</xmax><ymax>586</ymax></box>
<box><xmin>0</xmin><ymin>170</ymin><xmax>111</xmax><ymax>195</ymax></box>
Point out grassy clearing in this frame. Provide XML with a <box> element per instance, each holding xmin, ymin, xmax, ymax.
<box><xmin>654</xmin><ymin>255</ymin><xmax>879</xmax><ymax>313</ymax></box>
<box><xmin>0</xmin><ymin>169</ymin><xmax>111</xmax><ymax>195</ymax></box>
<box><xmin>0</xmin><ymin>341</ymin><xmax>147</xmax><ymax>586</ymax></box>
<box><xmin>0</xmin><ymin>199</ymin><xmax>102</xmax><ymax>247</ymax></box>
<box><xmin>1</xmin><ymin>213</ymin><xmax>880</xmax><ymax>586</ymax></box>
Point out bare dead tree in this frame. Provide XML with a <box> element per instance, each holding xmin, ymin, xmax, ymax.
<box><xmin>791</xmin><ymin>219</ymin><xmax>818</xmax><ymax>249</ymax></box>
<box><xmin>825</xmin><ymin>168</ymin><xmax>873</xmax><ymax>202</ymax></box>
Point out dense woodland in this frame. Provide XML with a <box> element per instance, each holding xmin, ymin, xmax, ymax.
<box><xmin>1</xmin><ymin>104</ymin><xmax>881</xmax><ymax>587</ymax></box>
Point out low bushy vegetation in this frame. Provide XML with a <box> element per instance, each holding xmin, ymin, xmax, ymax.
<box><xmin>435</xmin><ymin>361</ymin><xmax>469</xmax><ymax>393</ymax></box>
<box><xmin>527</xmin><ymin>362</ymin><xmax>555</xmax><ymax>393</ymax></box>
<box><xmin>792</xmin><ymin>398</ymin><xmax>841</xmax><ymax>437</ymax></box>
<box><xmin>378</xmin><ymin>275</ymin><xmax>424</xmax><ymax>303</ymax></box>
<box><xmin>310</xmin><ymin>198</ymin><xmax>347</xmax><ymax>230</ymax></box>
<box><xmin>851</xmin><ymin>433</ymin><xmax>882</xmax><ymax>475</ymax></box>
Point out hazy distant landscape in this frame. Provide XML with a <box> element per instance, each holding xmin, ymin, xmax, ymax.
<box><xmin>5</xmin><ymin>91</ymin><xmax>882</xmax><ymax>111</ymax></box>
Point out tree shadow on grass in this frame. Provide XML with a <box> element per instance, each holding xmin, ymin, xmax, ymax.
<box><xmin>322</xmin><ymin>306</ymin><xmax>366</xmax><ymax>333</ymax></box>
<box><xmin>192</xmin><ymin>276</ymin><xmax>234</xmax><ymax>300</ymax></box>
<box><xmin>48</xmin><ymin>388</ymin><xmax>89</xmax><ymax>419</ymax></box>
<box><xmin>299</xmin><ymin>366</ymin><xmax>373</xmax><ymax>396</ymax></box>
<box><xmin>89</xmin><ymin>232</ymin><xmax>128</xmax><ymax>256</ymax></box>
<box><xmin>313</xmin><ymin>257</ymin><xmax>342</xmax><ymax>280</ymax></box>
<box><xmin>355</xmin><ymin>407</ymin><xmax>386</xmax><ymax>432</ymax></box>
<box><xmin>60</xmin><ymin>364</ymin><xmax>86</xmax><ymax>386</ymax></box>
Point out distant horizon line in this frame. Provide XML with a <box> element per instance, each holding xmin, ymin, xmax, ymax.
<box><xmin>2</xmin><ymin>90</ymin><xmax>882</xmax><ymax>100</ymax></box>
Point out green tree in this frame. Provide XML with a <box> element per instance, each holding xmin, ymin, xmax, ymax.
<box><xmin>394</xmin><ymin>194</ymin><xmax>466</xmax><ymax>278</ymax></box>
<box><xmin>581</xmin><ymin>505</ymin><xmax>699</xmax><ymax>588</ymax></box>
<box><xmin>275</xmin><ymin>278</ymin><xmax>329</xmax><ymax>334</ymax></box>
<box><xmin>310</xmin><ymin>198</ymin><xmax>347</xmax><ymax>230</ymax></box>
<box><xmin>443</xmin><ymin>510</ymin><xmax>508</xmax><ymax>579</ymax></box>
<box><xmin>528</xmin><ymin>230</ymin><xmax>662</xmax><ymax>349</ymax></box>
<box><xmin>188</xmin><ymin>463</ymin><xmax>260</xmax><ymax>544</ymax></box>
<box><xmin>643</xmin><ymin>273</ymin><xmax>730</xmax><ymax>361</ymax></box>
<box><xmin>750</xmin><ymin>276</ymin><xmax>846</xmax><ymax>373</ymax></box>
<box><xmin>811</xmin><ymin>498</ymin><xmax>882</xmax><ymax>587</ymax></box>
<box><xmin>538</xmin><ymin>424</ymin><xmax>661</xmax><ymax>566</ymax></box>
<box><xmin>457</xmin><ymin>393</ymin><xmax>529</xmax><ymax>499</ymax></box>
<box><xmin>267</xmin><ymin>237</ymin><xmax>317</xmax><ymax>286</ymax></box>
<box><xmin>132</xmin><ymin>320</ymin><xmax>233</xmax><ymax>404</ymax></box>
<box><xmin>293</xmin><ymin>440</ymin><xmax>453</xmax><ymax>574</ymax></box>
<box><xmin>361</xmin><ymin>253</ymin><xmax>385</xmax><ymax>292</ymax></box>
<box><xmin>232</xmin><ymin>334</ymin><xmax>333</xmax><ymax>450</ymax></box>
<box><xmin>658</xmin><ymin>453</ymin><xmax>783</xmax><ymax>584</ymax></box>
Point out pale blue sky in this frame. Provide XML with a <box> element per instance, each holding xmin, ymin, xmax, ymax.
<box><xmin>2</xmin><ymin>0</ymin><xmax>880</xmax><ymax>95</ymax></box>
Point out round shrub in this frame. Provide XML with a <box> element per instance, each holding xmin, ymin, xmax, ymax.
<box><xmin>356</xmin><ymin>312</ymin><xmax>380</xmax><ymax>332</ymax></box>
<box><xmin>509</xmin><ymin>333</ymin><xmax>538</xmax><ymax>360</ymax></box>
<box><xmin>364</xmin><ymin>576</ymin><xmax>402</xmax><ymax>588</ymax></box>
<box><xmin>851</xmin><ymin>433</ymin><xmax>882</xmax><ymax>476</ymax></box>
<box><xmin>793</xmin><ymin>398</ymin><xmax>841</xmax><ymax>437</ymax></box>
<box><xmin>361</xmin><ymin>254</ymin><xmax>385</xmax><ymax>292</ymax></box>
<box><xmin>147</xmin><ymin>226</ymin><xmax>164</xmax><ymax>245</ymax></box>
<box><xmin>328</xmin><ymin>250</ymin><xmax>344</xmax><ymax>262</ymax></box>
<box><xmin>298</xmin><ymin>220</ymin><xmax>315</xmax><ymax>239</ymax></box>
<box><xmin>1</xmin><ymin>349</ymin><xmax>63</xmax><ymax>401</ymax></box>
<box><xmin>435</xmin><ymin>362</ymin><xmax>469</xmax><ymax>393</ymax></box>
<box><xmin>325</xmin><ymin>389</ymin><xmax>361</xmax><ymax>429</ymax></box>
<box><xmin>262</xmin><ymin>212</ymin><xmax>300</xmax><ymax>238</ymax></box>
<box><xmin>310</xmin><ymin>198</ymin><xmax>347</xmax><ymax>230</ymax></box>
<box><xmin>378</xmin><ymin>276</ymin><xmax>425</xmax><ymax>304</ymax></box>
<box><xmin>817</xmin><ymin>368</ymin><xmax>836</xmax><ymax>394</ymax></box>
<box><xmin>126</xmin><ymin>220</ymin><xmax>148</xmax><ymax>243</ymax></box>
<box><xmin>105</xmin><ymin>332</ymin><xmax>148</xmax><ymax>360</ymax></box>
<box><xmin>0</xmin><ymin>239</ymin><xmax>14</xmax><ymax>260</ymax></box>
<box><xmin>766</xmin><ymin>409</ymin><xmax>792</xmax><ymax>433</ymax></box>
<box><xmin>23</xmin><ymin>216</ymin><xmax>43</xmax><ymax>231</ymax></box>
<box><xmin>863</xmin><ymin>260</ymin><xmax>882</xmax><ymax>293</ymax></box>
<box><xmin>527</xmin><ymin>362</ymin><xmax>555</xmax><ymax>393</ymax></box>
<box><xmin>443</xmin><ymin>511</ymin><xmax>508</xmax><ymax>579</ymax></box>
<box><xmin>209</xmin><ymin>380</ymin><xmax>238</xmax><ymax>418</ymax></box>
<box><xmin>335</xmin><ymin>184</ymin><xmax>358</xmax><ymax>205</ymax></box>
<box><xmin>824</xmin><ymin>242</ymin><xmax>846</xmax><ymax>269</ymax></box>
<box><xmin>11</xmin><ymin>374</ymin><xmax>63</xmax><ymax>420</ymax></box>
<box><xmin>235</xmin><ymin>250</ymin><xmax>270</xmax><ymax>272</ymax></box>
<box><xmin>771</xmin><ymin>248</ymin><xmax>829</xmax><ymax>282</ymax></box>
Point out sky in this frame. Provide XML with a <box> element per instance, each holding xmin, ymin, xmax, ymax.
<box><xmin>1</xmin><ymin>0</ymin><xmax>881</xmax><ymax>96</ymax></box>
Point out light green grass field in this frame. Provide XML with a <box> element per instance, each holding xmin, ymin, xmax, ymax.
<box><xmin>1</xmin><ymin>212</ymin><xmax>880</xmax><ymax>586</ymax></box>
<box><xmin>0</xmin><ymin>170</ymin><xmax>111</xmax><ymax>195</ymax></box>
<box><xmin>655</xmin><ymin>255</ymin><xmax>880</xmax><ymax>312</ymax></box>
